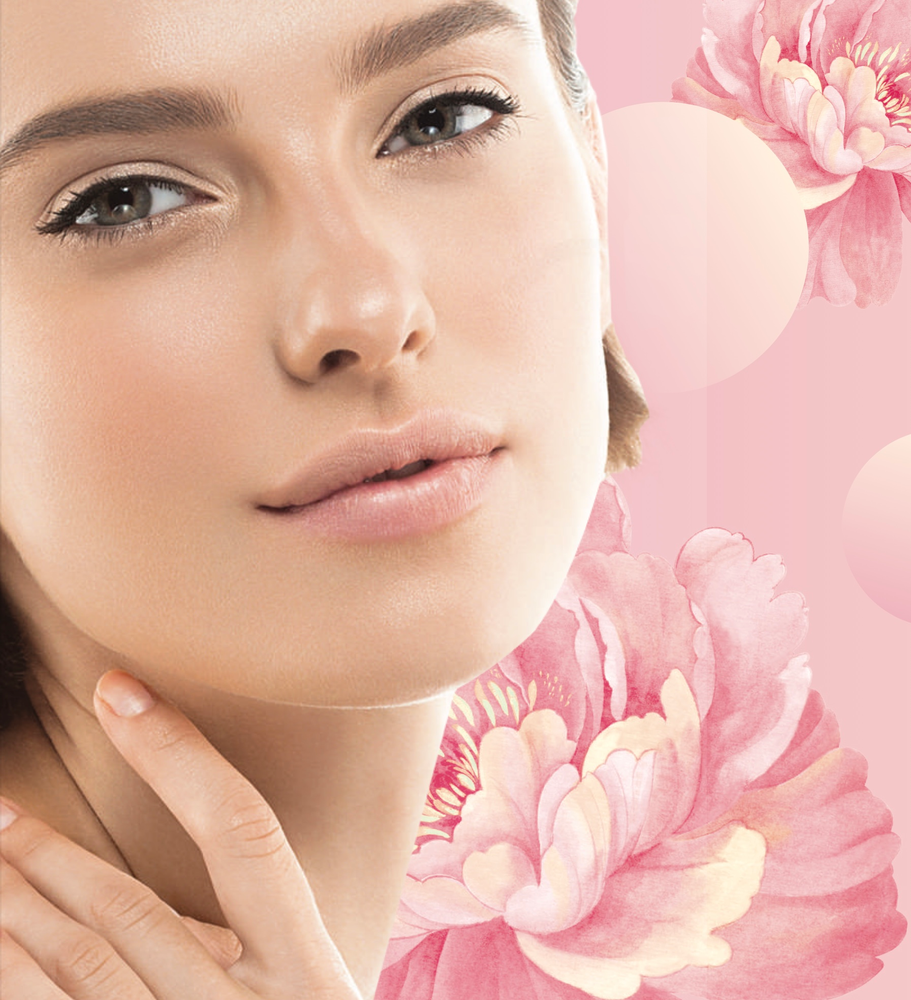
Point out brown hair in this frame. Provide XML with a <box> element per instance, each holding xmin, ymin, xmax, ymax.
<box><xmin>0</xmin><ymin>0</ymin><xmax>648</xmax><ymax>728</ymax></box>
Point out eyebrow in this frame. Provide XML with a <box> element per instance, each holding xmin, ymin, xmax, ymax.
<box><xmin>0</xmin><ymin>1</ymin><xmax>534</xmax><ymax>178</ymax></box>
<box><xmin>0</xmin><ymin>87</ymin><xmax>237</xmax><ymax>178</ymax></box>
<box><xmin>336</xmin><ymin>0</ymin><xmax>535</xmax><ymax>95</ymax></box>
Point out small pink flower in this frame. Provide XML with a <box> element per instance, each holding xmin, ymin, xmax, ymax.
<box><xmin>673</xmin><ymin>0</ymin><xmax>911</xmax><ymax>307</ymax></box>
<box><xmin>377</xmin><ymin>479</ymin><xmax>905</xmax><ymax>1000</ymax></box>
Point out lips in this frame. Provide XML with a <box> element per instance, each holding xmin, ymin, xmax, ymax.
<box><xmin>363</xmin><ymin>459</ymin><xmax>433</xmax><ymax>484</ymax></box>
<box><xmin>257</xmin><ymin>410</ymin><xmax>502</xmax><ymax>512</ymax></box>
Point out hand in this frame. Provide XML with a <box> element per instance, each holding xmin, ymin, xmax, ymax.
<box><xmin>0</xmin><ymin>670</ymin><xmax>363</xmax><ymax>999</ymax></box>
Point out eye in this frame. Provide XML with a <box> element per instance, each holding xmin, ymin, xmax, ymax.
<box><xmin>38</xmin><ymin>176</ymin><xmax>200</xmax><ymax>238</ymax></box>
<box><xmin>380</xmin><ymin>88</ymin><xmax>520</xmax><ymax>156</ymax></box>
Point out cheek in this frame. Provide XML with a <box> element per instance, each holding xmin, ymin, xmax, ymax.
<box><xmin>418</xmin><ymin>135</ymin><xmax>609</xmax><ymax>485</ymax></box>
<box><xmin>0</xmin><ymin>253</ymin><xmax>255</xmax><ymax>631</ymax></box>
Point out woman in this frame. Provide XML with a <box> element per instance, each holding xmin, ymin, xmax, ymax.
<box><xmin>0</xmin><ymin>0</ymin><xmax>647</xmax><ymax>996</ymax></box>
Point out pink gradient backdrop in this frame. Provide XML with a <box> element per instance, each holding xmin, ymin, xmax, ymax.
<box><xmin>576</xmin><ymin>3</ymin><xmax>910</xmax><ymax>998</ymax></box>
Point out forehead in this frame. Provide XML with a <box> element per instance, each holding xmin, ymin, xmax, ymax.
<box><xmin>1</xmin><ymin>0</ymin><xmax>545</xmax><ymax>131</ymax></box>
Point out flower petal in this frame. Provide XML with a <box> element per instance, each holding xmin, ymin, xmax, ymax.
<box><xmin>399</xmin><ymin>875</ymin><xmax>500</xmax><ymax>929</ymax></box>
<box><xmin>498</xmin><ymin>594</ymin><xmax>600</xmax><ymax>746</ymax></box>
<box><xmin>569</xmin><ymin>553</ymin><xmax>703</xmax><ymax>721</ymax></box>
<box><xmin>800</xmin><ymin>188</ymin><xmax>858</xmax><ymax>304</ymax></box>
<box><xmin>837</xmin><ymin>166</ymin><xmax>904</xmax><ymax>306</ymax></box>
<box><xmin>758</xmin><ymin>0</ymin><xmax>830</xmax><ymax>65</ymax></box>
<box><xmin>463</xmin><ymin>843</ymin><xmax>537</xmax><ymax>913</ymax></box>
<box><xmin>699</xmin><ymin>0</ymin><xmax>769</xmax><ymax>116</ymax></box>
<box><xmin>671</xmin><ymin>73</ymin><xmax>753</xmax><ymax>122</ymax></box>
<box><xmin>592</xmin><ymin>749</ymin><xmax>656</xmax><ymax>874</ymax></box>
<box><xmin>576</xmin><ymin>478</ymin><xmax>632</xmax><ymax>558</ymax></box>
<box><xmin>747</xmin><ymin>688</ymin><xmax>840</xmax><ymax>790</ymax></box>
<box><xmin>652</xmin><ymin>871</ymin><xmax>907</xmax><ymax>1000</ymax></box>
<box><xmin>759</xmin><ymin>36</ymin><xmax>826</xmax><ymax>133</ymax></box>
<box><xmin>897</xmin><ymin>172</ymin><xmax>911</xmax><ymax>221</ymax></box>
<box><xmin>513</xmin><ymin>938</ymin><xmax>642</xmax><ymax>1000</ymax></box>
<box><xmin>675</xmin><ymin>532</ymin><xmax>811</xmax><ymax>827</ymax></box>
<box><xmin>515</xmin><ymin>824</ymin><xmax>766</xmax><ymax>996</ymax></box>
<box><xmin>380</xmin><ymin>924</ymin><xmax>597</xmax><ymax>1000</ymax></box>
<box><xmin>726</xmin><ymin>748</ymin><xmax>900</xmax><ymax>896</ymax></box>
<box><xmin>506</xmin><ymin>770</ymin><xmax>614</xmax><ymax>934</ymax></box>
<box><xmin>583</xmin><ymin>670</ymin><xmax>701</xmax><ymax>851</ymax></box>
<box><xmin>536</xmin><ymin>763</ymin><xmax>582</xmax><ymax>856</ymax></box>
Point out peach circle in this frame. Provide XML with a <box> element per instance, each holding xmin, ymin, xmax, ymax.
<box><xmin>842</xmin><ymin>436</ymin><xmax>911</xmax><ymax>623</ymax></box>
<box><xmin>604</xmin><ymin>103</ymin><xmax>809</xmax><ymax>394</ymax></box>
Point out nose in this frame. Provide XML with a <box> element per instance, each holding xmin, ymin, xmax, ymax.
<box><xmin>273</xmin><ymin>214</ymin><xmax>436</xmax><ymax>385</ymax></box>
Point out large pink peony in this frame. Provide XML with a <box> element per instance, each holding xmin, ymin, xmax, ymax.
<box><xmin>673</xmin><ymin>0</ymin><xmax>911</xmax><ymax>308</ymax></box>
<box><xmin>377</xmin><ymin>479</ymin><xmax>905</xmax><ymax>1000</ymax></box>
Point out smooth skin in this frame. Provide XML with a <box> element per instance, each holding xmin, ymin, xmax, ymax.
<box><xmin>0</xmin><ymin>0</ymin><xmax>611</xmax><ymax>995</ymax></box>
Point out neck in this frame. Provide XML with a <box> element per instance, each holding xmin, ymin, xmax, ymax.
<box><xmin>5</xmin><ymin>663</ymin><xmax>450</xmax><ymax>999</ymax></box>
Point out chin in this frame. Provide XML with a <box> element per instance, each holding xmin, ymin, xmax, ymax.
<box><xmin>235</xmin><ymin>489</ymin><xmax>601</xmax><ymax>709</ymax></box>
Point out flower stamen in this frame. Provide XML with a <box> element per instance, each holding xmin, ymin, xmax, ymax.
<box><xmin>841</xmin><ymin>38</ymin><xmax>911</xmax><ymax>127</ymax></box>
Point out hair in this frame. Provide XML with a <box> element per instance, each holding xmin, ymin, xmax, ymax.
<box><xmin>0</xmin><ymin>0</ymin><xmax>648</xmax><ymax>730</ymax></box>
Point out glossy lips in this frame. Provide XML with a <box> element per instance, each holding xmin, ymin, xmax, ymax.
<box><xmin>256</xmin><ymin>411</ymin><xmax>504</xmax><ymax>541</ymax></box>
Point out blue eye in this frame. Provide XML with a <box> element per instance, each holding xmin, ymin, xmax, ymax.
<box><xmin>38</xmin><ymin>176</ymin><xmax>196</xmax><ymax>237</ymax></box>
<box><xmin>380</xmin><ymin>88</ymin><xmax>520</xmax><ymax>156</ymax></box>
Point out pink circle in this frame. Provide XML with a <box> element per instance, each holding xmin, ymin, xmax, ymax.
<box><xmin>843</xmin><ymin>436</ymin><xmax>911</xmax><ymax>623</ymax></box>
<box><xmin>604</xmin><ymin>103</ymin><xmax>808</xmax><ymax>393</ymax></box>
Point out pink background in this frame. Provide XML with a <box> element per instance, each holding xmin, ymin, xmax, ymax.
<box><xmin>576</xmin><ymin>3</ymin><xmax>910</xmax><ymax>999</ymax></box>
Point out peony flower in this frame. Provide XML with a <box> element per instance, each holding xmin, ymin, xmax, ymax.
<box><xmin>673</xmin><ymin>0</ymin><xmax>911</xmax><ymax>308</ymax></box>
<box><xmin>377</xmin><ymin>479</ymin><xmax>905</xmax><ymax>1000</ymax></box>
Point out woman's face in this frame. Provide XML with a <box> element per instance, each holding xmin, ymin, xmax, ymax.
<box><xmin>0</xmin><ymin>0</ymin><xmax>609</xmax><ymax>707</ymax></box>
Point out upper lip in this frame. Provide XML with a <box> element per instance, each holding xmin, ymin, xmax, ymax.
<box><xmin>257</xmin><ymin>409</ymin><xmax>502</xmax><ymax>510</ymax></box>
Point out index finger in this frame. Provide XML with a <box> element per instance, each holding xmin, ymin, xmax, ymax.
<box><xmin>93</xmin><ymin>670</ymin><xmax>356</xmax><ymax>990</ymax></box>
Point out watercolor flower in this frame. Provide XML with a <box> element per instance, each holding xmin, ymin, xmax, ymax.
<box><xmin>377</xmin><ymin>479</ymin><xmax>905</xmax><ymax>1000</ymax></box>
<box><xmin>673</xmin><ymin>0</ymin><xmax>911</xmax><ymax>308</ymax></box>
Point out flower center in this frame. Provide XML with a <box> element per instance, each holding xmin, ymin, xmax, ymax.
<box><xmin>844</xmin><ymin>39</ymin><xmax>911</xmax><ymax>128</ymax></box>
<box><xmin>416</xmin><ymin>666</ymin><xmax>574</xmax><ymax>846</ymax></box>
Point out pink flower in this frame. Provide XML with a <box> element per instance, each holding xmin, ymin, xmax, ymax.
<box><xmin>377</xmin><ymin>479</ymin><xmax>905</xmax><ymax>1000</ymax></box>
<box><xmin>673</xmin><ymin>0</ymin><xmax>911</xmax><ymax>308</ymax></box>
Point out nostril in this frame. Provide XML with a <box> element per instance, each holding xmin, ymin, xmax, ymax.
<box><xmin>319</xmin><ymin>349</ymin><xmax>359</xmax><ymax>375</ymax></box>
<box><xmin>402</xmin><ymin>329</ymin><xmax>424</xmax><ymax>352</ymax></box>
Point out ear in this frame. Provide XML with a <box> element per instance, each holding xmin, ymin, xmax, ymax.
<box><xmin>581</xmin><ymin>93</ymin><xmax>608</xmax><ymax>209</ymax></box>
<box><xmin>579</xmin><ymin>93</ymin><xmax>611</xmax><ymax>329</ymax></box>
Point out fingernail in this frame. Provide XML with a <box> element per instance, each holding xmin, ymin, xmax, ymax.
<box><xmin>0</xmin><ymin>799</ymin><xmax>20</xmax><ymax>831</ymax></box>
<box><xmin>96</xmin><ymin>671</ymin><xmax>156</xmax><ymax>717</ymax></box>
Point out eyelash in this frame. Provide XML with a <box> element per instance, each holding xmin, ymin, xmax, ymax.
<box><xmin>36</xmin><ymin>87</ymin><xmax>521</xmax><ymax>244</ymax></box>
<box><xmin>36</xmin><ymin>177</ymin><xmax>191</xmax><ymax>243</ymax></box>
<box><xmin>380</xmin><ymin>85</ymin><xmax>520</xmax><ymax>158</ymax></box>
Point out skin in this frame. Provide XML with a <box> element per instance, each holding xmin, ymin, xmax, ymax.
<box><xmin>0</xmin><ymin>0</ymin><xmax>611</xmax><ymax>995</ymax></box>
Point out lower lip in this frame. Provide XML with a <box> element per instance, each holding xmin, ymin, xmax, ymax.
<box><xmin>260</xmin><ymin>451</ymin><xmax>503</xmax><ymax>541</ymax></box>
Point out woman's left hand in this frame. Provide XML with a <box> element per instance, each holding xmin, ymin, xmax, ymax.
<box><xmin>0</xmin><ymin>669</ymin><xmax>364</xmax><ymax>999</ymax></box>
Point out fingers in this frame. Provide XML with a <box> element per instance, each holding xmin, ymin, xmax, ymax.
<box><xmin>0</xmin><ymin>857</ymin><xmax>154</xmax><ymax>1000</ymax></box>
<box><xmin>0</xmin><ymin>927</ymin><xmax>72</xmax><ymax>1000</ymax></box>
<box><xmin>93</xmin><ymin>671</ymin><xmax>358</xmax><ymax>992</ymax></box>
<box><xmin>0</xmin><ymin>805</ymin><xmax>229</xmax><ymax>999</ymax></box>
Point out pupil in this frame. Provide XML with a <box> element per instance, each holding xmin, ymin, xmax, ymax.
<box><xmin>417</xmin><ymin>105</ymin><xmax>449</xmax><ymax>137</ymax></box>
<box><xmin>108</xmin><ymin>186</ymin><xmax>137</xmax><ymax>210</ymax></box>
